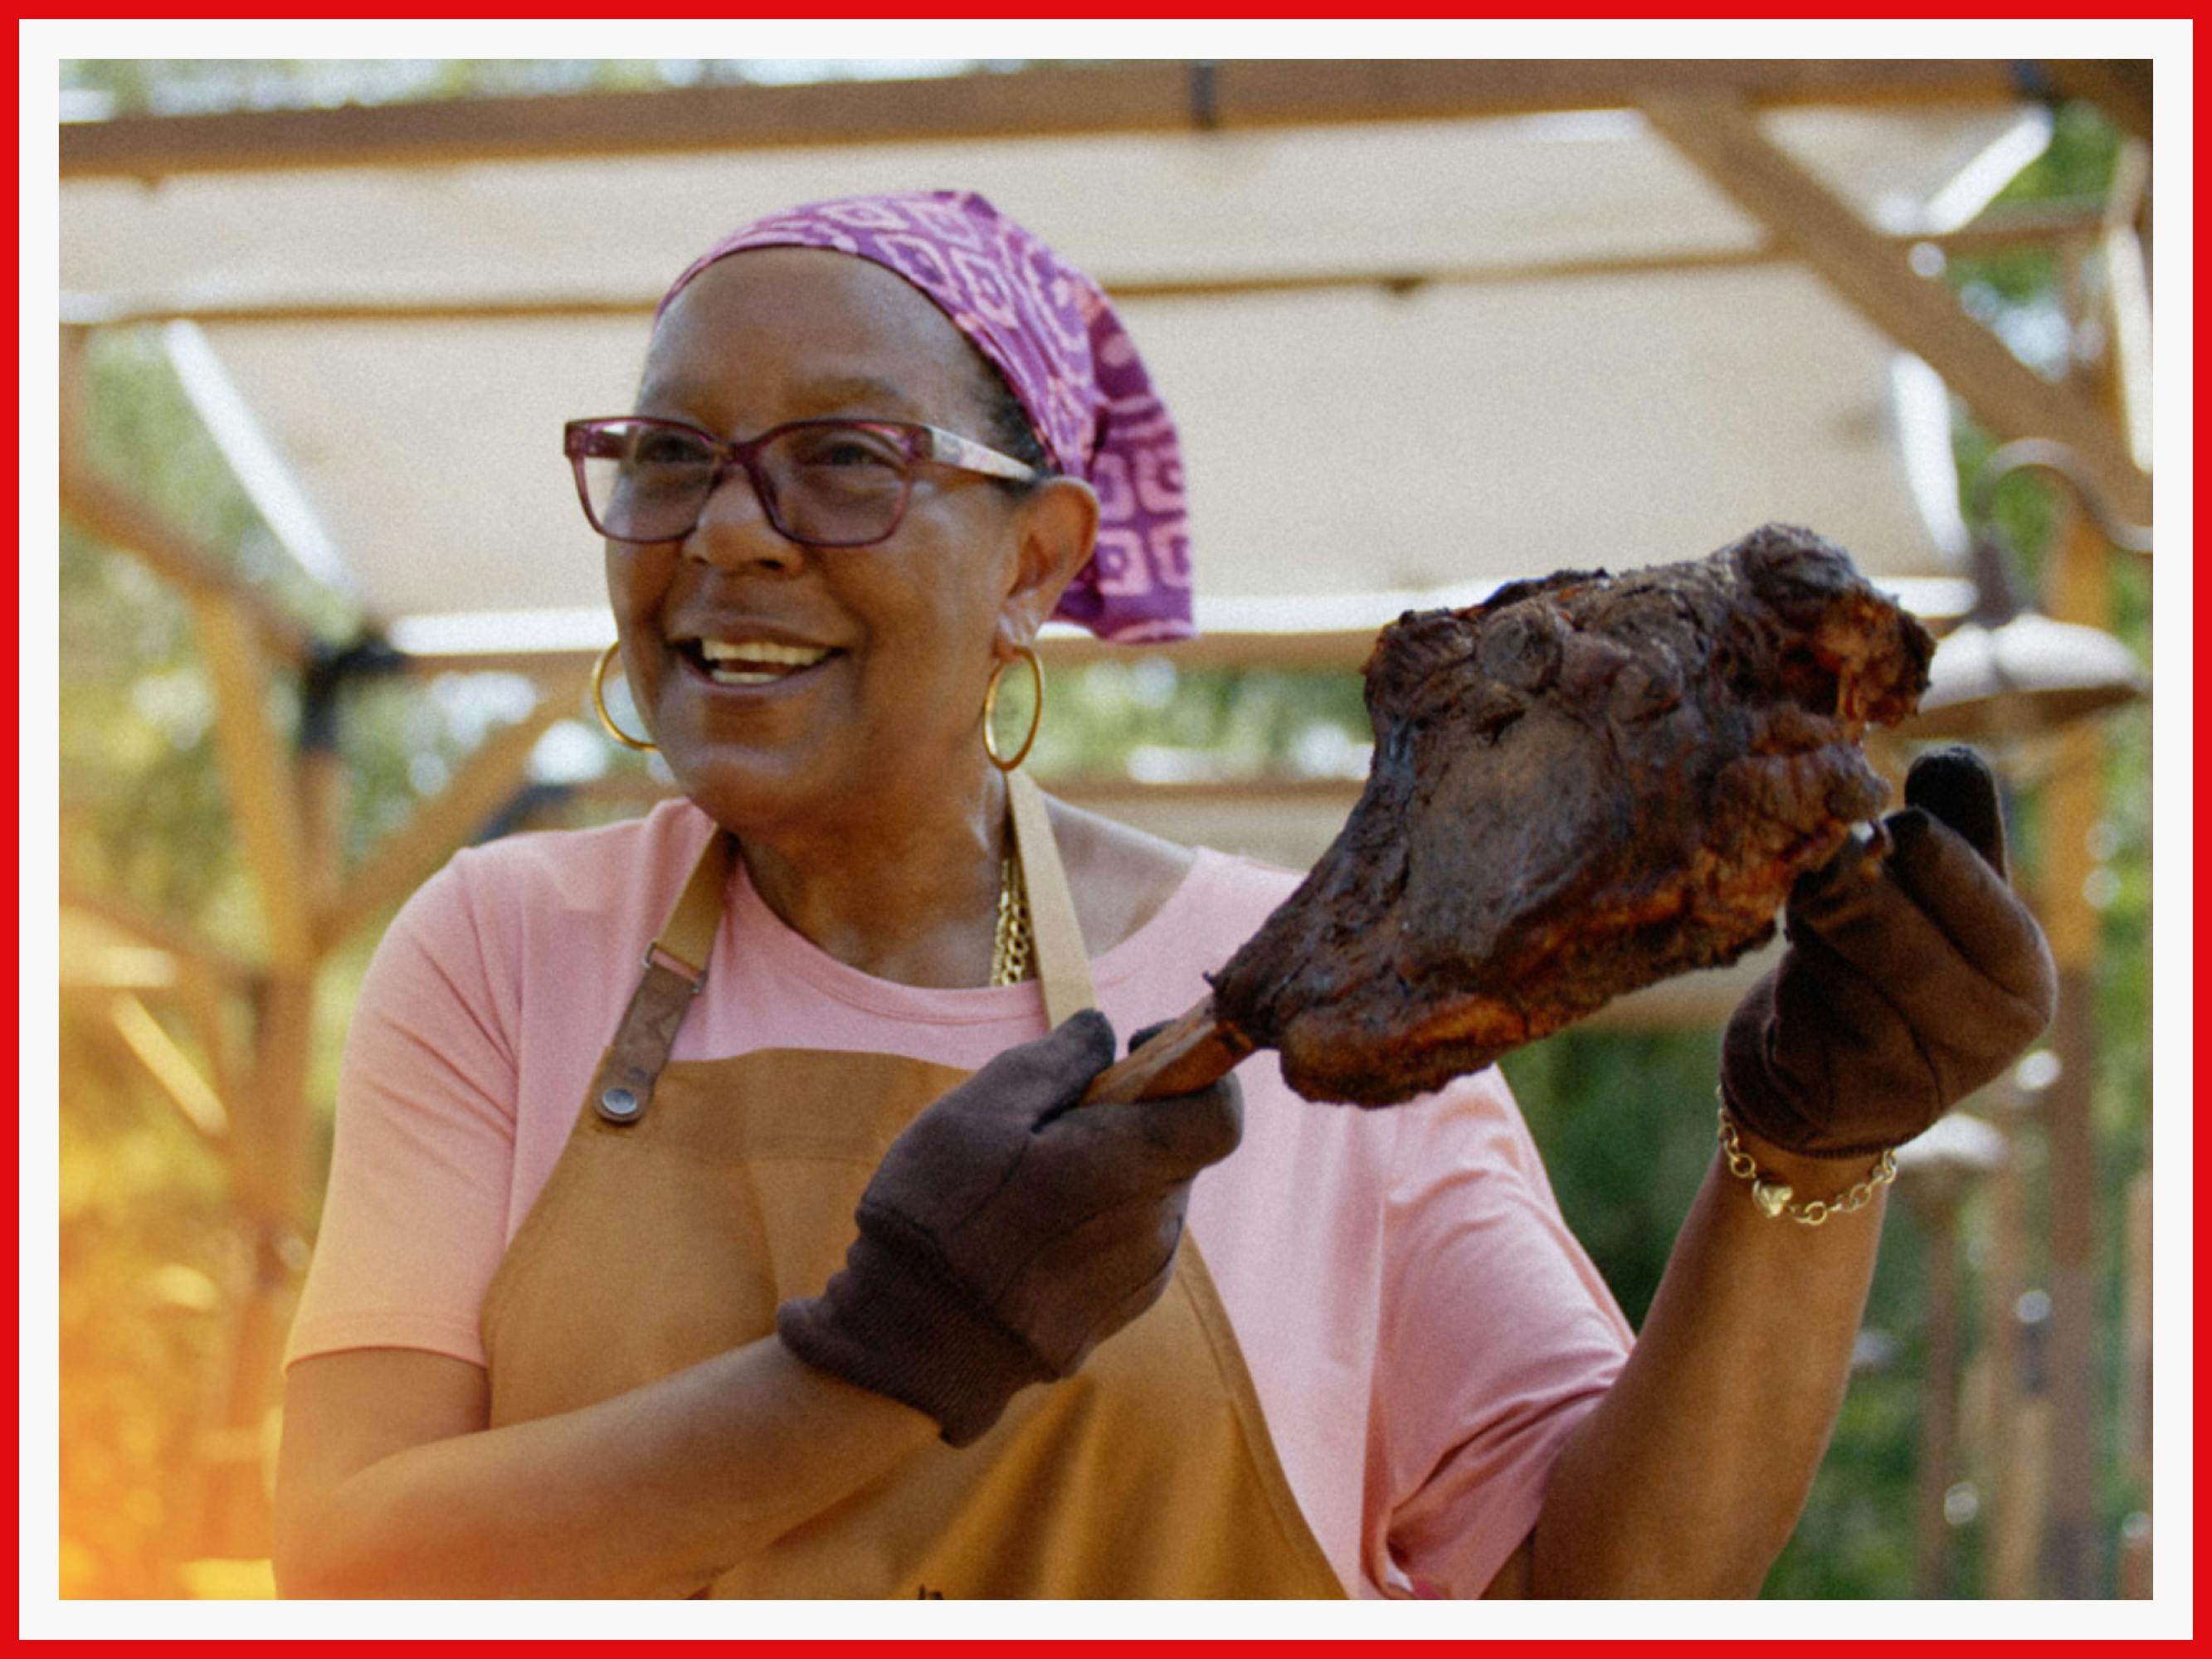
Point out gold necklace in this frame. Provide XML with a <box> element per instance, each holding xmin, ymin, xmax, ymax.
<box><xmin>990</xmin><ymin>849</ymin><xmax>1033</xmax><ymax>985</ymax></box>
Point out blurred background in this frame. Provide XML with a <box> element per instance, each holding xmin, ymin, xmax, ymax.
<box><xmin>53</xmin><ymin>57</ymin><xmax>2155</xmax><ymax>1599</ymax></box>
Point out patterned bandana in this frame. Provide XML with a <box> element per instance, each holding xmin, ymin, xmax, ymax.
<box><xmin>657</xmin><ymin>190</ymin><xmax>1195</xmax><ymax>644</ymax></box>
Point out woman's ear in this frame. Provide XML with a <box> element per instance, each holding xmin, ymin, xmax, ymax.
<box><xmin>996</xmin><ymin>476</ymin><xmax>1099</xmax><ymax>654</ymax></box>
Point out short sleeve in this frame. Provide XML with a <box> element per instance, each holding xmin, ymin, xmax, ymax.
<box><xmin>1367</xmin><ymin>1068</ymin><xmax>1635</xmax><ymax>1597</ymax></box>
<box><xmin>283</xmin><ymin>855</ymin><xmax>521</xmax><ymax>1370</ymax></box>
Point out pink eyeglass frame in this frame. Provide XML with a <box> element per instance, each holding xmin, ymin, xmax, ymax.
<box><xmin>563</xmin><ymin>415</ymin><xmax>1040</xmax><ymax>548</ymax></box>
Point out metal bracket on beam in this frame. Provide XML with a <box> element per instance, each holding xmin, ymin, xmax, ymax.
<box><xmin>300</xmin><ymin>633</ymin><xmax>408</xmax><ymax>756</ymax></box>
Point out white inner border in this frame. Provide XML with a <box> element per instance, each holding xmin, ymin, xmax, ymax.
<box><xmin>27</xmin><ymin>17</ymin><xmax>2195</xmax><ymax>1642</ymax></box>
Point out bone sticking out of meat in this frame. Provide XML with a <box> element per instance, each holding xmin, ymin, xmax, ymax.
<box><xmin>1084</xmin><ymin>523</ymin><xmax>1935</xmax><ymax>1109</ymax></box>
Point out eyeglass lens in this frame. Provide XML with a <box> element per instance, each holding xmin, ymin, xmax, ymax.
<box><xmin>579</xmin><ymin>421</ymin><xmax>912</xmax><ymax>545</ymax></box>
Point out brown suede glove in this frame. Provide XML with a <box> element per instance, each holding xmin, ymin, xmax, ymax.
<box><xmin>1720</xmin><ymin>746</ymin><xmax>2059</xmax><ymax>1160</ymax></box>
<box><xmin>776</xmin><ymin>1010</ymin><xmax>1244</xmax><ymax>1447</ymax></box>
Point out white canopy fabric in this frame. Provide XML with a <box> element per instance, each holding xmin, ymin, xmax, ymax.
<box><xmin>58</xmin><ymin>78</ymin><xmax>2070</xmax><ymax>1029</ymax></box>
<box><xmin>60</xmin><ymin>99</ymin><xmax>2031</xmax><ymax>652</ymax></box>
<box><xmin>61</xmin><ymin>105</ymin><xmax>2020</xmax><ymax>308</ymax></box>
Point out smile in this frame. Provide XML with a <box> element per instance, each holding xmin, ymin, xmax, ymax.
<box><xmin>683</xmin><ymin>638</ymin><xmax>840</xmax><ymax>688</ymax></box>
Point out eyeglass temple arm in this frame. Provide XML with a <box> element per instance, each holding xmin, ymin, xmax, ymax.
<box><xmin>924</xmin><ymin>426</ymin><xmax>1040</xmax><ymax>483</ymax></box>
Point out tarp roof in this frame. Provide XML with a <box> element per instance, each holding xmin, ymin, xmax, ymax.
<box><xmin>60</xmin><ymin>85</ymin><xmax>2039</xmax><ymax>664</ymax></box>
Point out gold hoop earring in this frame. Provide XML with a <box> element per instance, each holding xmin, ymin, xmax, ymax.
<box><xmin>592</xmin><ymin>640</ymin><xmax>659</xmax><ymax>753</ymax></box>
<box><xmin>982</xmin><ymin>645</ymin><xmax>1045</xmax><ymax>773</ymax></box>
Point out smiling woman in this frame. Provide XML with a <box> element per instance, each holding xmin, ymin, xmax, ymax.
<box><xmin>266</xmin><ymin>190</ymin><xmax>2050</xmax><ymax>1602</ymax></box>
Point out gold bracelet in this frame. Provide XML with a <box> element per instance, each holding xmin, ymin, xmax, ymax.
<box><xmin>1715</xmin><ymin>1102</ymin><xmax>1896</xmax><ymax>1226</ymax></box>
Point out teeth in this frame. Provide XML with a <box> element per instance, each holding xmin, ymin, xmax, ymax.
<box><xmin>699</xmin><ymin>640</ymin><xmax>831</xmax><ymax>667</ymax></box>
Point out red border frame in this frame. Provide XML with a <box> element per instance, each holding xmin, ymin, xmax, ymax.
<box><xmin>21</xmin><ymin>17</ymin><xmax>2197</xmax><ymax>1644</ymax></box>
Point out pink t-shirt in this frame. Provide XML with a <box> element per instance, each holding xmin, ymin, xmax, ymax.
<box><xmin>286</xmin><ymin>799</ymin><xmax>1633</xmax><ymax>1598</ymax></box>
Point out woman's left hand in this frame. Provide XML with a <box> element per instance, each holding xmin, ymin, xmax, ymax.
<box><xmin>1719</xmin><ymin>744</ymin><xmax>2059</xmax><ymax>1160</ymax></box>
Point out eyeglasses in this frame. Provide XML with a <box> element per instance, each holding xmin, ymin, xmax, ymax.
<box><xmin>563</xmin><ymin>416</ymin><xmax>1040</xmax><ymax>548</ymax></box>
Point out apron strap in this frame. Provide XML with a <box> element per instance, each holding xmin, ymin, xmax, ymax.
<box><xmin>601</xmin><ymin>791</ymin><xmax>1094</xmax><ymax>1125</ymax></box>
<box><xmin>654</xmin><ymin>828</ymin><xmax>735</xmax><ymax>980</ymax></box>
<box><xmin>594</xmin><ymin>830</ymin><xmax>732</xmax><ymax>1125</ymax></box>
<box><xmin>1006</xmin><ymin>769</ymin><xmax>1097</xmax><ymax>1028</ymax></box>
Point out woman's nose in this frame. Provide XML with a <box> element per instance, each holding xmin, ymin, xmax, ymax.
<box><xmin>686</xmin><ymin>464</ymin><xmax>803</xmax><ymax>572</ymax></box>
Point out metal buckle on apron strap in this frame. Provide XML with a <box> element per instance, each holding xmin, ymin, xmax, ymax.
<box><xmin>642</xmin><ymin>942</ymin><xmax>710</xmax><ymax>992</ymax></box>
<box><xmin>596</xmin><ymin>947</ymin><xmax>710</xmax><ymax>1126</ymax></box>
<box><xmin>597</xmin><ymin>1087</ymin><xmax>646</xmax><ymax>1123</ymax></box>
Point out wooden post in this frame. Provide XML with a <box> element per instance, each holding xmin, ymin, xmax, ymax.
<box><xmin>300</xmin><ymin>747</ymin><xmax>349</xmax><ymax>922</ymax></box>
<box><xmin>2117</xmin><ymin>1170</ymin><xmax>2153</xmax><ymax>1598</ymax></box>
<box><xmin>193</xmin><ymin>974</ymin><xmax>314</xmax><ymax>1559</ymax></box>
<box><xmin>1981</xmin><ymin>1077</ymin><xmax>2043</xmax><ymax>1598</ymax></box>
<box><xmin>2036</xmin><ymin>973</ymin><xmax>2098</xmax><ymax>1597</ymax></box>
<box><xmin>2033</xmin><ymin>412</ymin><xmax>2125</xmax><ymax>1599</ymax></box>
<box><xmin>2120</xmin><ymin>1170</ymin><xmax>2152</xmax><ymax>1492</ymax></box>
<box><xmin>189</xmin><ymin>592</ymin><xmax>319</xmax><ymax>971</ymax></box>
<box><xmin>1910</xmin><ymin>1175</ymin><xmax>1966</xmax><ymax>1596</ymax></box>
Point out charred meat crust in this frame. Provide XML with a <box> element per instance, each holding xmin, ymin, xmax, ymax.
<box><xmin>1206</xmin><ymin>523</ymin><xmax>1935</xmax><ymax>1107</ymax></box>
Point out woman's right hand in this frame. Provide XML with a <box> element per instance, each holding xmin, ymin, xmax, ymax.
<box><xmin>776</xmin><ymin>1009</ymin><xmax>1244</xmax><ymax>1446</ymax></box>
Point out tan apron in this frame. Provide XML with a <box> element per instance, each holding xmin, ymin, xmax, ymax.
<box><xmin>479</xmin><ymin>773</ymin><xmax>1345</xmax><ymax>1598</ymax></box>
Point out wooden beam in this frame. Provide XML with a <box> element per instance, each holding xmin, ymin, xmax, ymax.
<box><xmin>2039</xmin><ymin>60</ymin><xmax>2152</xmax><ymax>142</ymax></box>
<box><xmin>192</xmin><ymin>971</ymin><xmax>315</xmax><ymax>1559</ymax></box>
<box><xmin>300</xmin><ymin>747</ymin><xmax>348</xmax><ymax>921</ymax></box>
<box><xmin>316</xmin><ymin>676</ymin><xmax>583</xmax><ymax>950</ymax></box>
<box><xmin>63</xmin><ymin>253</ymin><xmax>1776</xmax><ymax>329</ymax></box>
<box><xmin>1216</xmin><ymin>58</ymin><xmax>2023</xmax><ymax>126</ymax></box>
<box><xmin>108</xmin><ymin>991</ymin><xmax>230</xmax><ymax>1141</ymax></box>
<box><xmin>397</xmin><ymin>572</ymin><xmax>1973</xmax><ymax>681</ymax></box>
<box><xmin>1641</xmin><ymin>89</ymin><xmax>2151</xmax><ymax>525</ymax></box>
<box><xmin>61</xmin><ymin>201</ymin><xmax>2117</xmax><ymax>332</ymax></box>
<box><xmin>59</xmin><ymin>456</ymin><xmax>317</xmax><ymax>669</ymax></box>
<box><xmin>171</xmin><ymin>958</ymin><xmax>249</xmax><ymax>1127</ymax></box>
<box><xmin>59</xmin><ymin>326</ymin><xmax>92</xmax><ymax>453</ymax></box>
<box><xmin>399</xmin><ymin>625</ymin><xmax>1385</xmax><ymax>683</ymax></box>
<box><xmin>60</xmin><ymin>61</ymin><xmax>2021</xmax><ymax>180</ymax></box>
<box><xmin>191</xmin><ymin>592</ymin><xmax>320</xmax><ymax>971</ymax></box>
<box><xmin>58</xmin><ymin>874</ymin><xmax>259</xmax><ymax>991</ymax></box>
<box><xmin>241</xmin><ymin>975</ymin><xmax>318</xmax><ymax>1240</ymax></box>
<box><xmin>2101</xmin><ymin>140</ymin><xmax>2155</xmax><ymax>474</ymax></box>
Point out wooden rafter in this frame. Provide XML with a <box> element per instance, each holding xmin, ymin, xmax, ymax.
<box><xmin>396</xmin><ymin>625</ymin><xmax>1388</xmax><ymax>683</ymax></box>
<box><xmin>395</xmin><ymin>572</ymin><xmax>1976</xmax><ymax>683</ymax></box>
<box><xmin>58</xmin><ymin>200</ymin><xmax>2117</xmax><ymax>332</ymax></box>
<box><xmin>2041</xmin><ymin>60</ymin><xmax>2151</xmax><ymax>142</ymax></box>
<box><xmin>1640</xmin><ymin>89</ymin><xmax>2152</xmax><ymax>525</ymax></box>
<box><xmin>2100</xmin><ymin>140</ymin><xmax>2154</xmax><ymax>473</ymax></box>
<box><xmin>59</xmin><ymin>60</ymin><xmax>2023</xmax><ymax>180</ymax></box>
<box><xmin>60</xmin><ymin>455</ymin><xmax>318</xmax><ymax>669</ymax></box>
<box><xmin>107</xmin><ymin>991</ymin><xmax>231</xmax><ymax>1141</ymax></box>
<box><xmin>170</xmin><ymin>958</ymin><xmax>249</xmax><ymax>1129</ymax></box>
<box><xmin>58</xmin><ymin>874</ymin><xmax>259</xmax><ymax>991</ymax></box>
<box><xmin>191</xmin><ymin>594</ymin><xmax>319</xmax><ymax>971</ymax></box>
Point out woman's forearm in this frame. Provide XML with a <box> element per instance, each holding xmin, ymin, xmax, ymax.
<box><xmin>1526</xmin><ymin>1126</ymin><xmax>1888</xmax><ymax>1598</ymax></box>
<box><xmin>275</xmin><ymin>1338</ymin><xmax>937</xmax><ymax>1598</ymax></box>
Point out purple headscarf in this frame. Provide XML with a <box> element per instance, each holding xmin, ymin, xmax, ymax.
<box><xmin>657</xmin><ymin>190</ymin><xmax>1195</xmax><ymax>645</ymax></box>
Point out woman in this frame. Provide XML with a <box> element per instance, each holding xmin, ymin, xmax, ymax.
<box><xmin>273</xmin><ymin>192</ymin><xmax>2055</xmax><ymax>1598</ymax></box>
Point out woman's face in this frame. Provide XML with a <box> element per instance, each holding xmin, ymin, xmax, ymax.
<box><xmin>607</xmin><ymin>248</ymin><xmax>1083</xmax><ymax>835</ymax></box>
